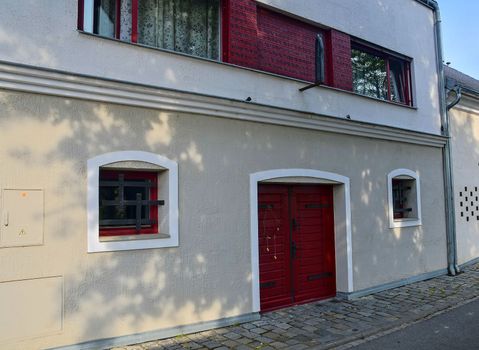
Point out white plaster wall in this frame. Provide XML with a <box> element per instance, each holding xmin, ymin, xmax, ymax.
<box><xmin>0</xmin><ymin>90</ymin><xmax>447</xmax><ymax>349</ymax></box>
<box><xmin>450</xmin><ymin>96</ymin><xmax>479</xmax><ymax>265</ymax></box>
<box><xmin>0</xmin><ymin>0</ymin><xmax>441</xmax><ymax>135</ymax></box>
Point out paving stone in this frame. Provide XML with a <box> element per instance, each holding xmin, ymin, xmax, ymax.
<box><xmin>269</xmin><ymin>341</ymin><xmax>288</xmax><ymax>348</ymax></box>
<box><xmin>223</xmin><ymin>332</ymin><xmax>242</xmax><ymax>340</ymax></box>
<box><xmin>117</xmin><ymin>263</ymin><xmax>479</xmax><ymax>350</ymax></box>
<box><xmin>250</xmin><ymin>327</ymin><xmax>267</xmax><ymax>334</ymax></box>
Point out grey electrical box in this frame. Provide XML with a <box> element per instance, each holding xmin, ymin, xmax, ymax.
<box><xmin>1</xmin><ymin>189</ymin><xmax>44</xmax><ymax>247</ymax></box>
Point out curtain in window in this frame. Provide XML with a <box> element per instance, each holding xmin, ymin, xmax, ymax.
<box><xmin>138</xmin><ymin>0</ymin><xmax>220</xmax><ymax>60</ymax></box>
<box><xmin>389</xmin><ymin>60</ymin><xmax>406</xmax><ymax>103</ymax></box>
<box><xmin>120</xmin><ymin>0</ymin><xmax>132</xmax><ymax>41</ymax></box>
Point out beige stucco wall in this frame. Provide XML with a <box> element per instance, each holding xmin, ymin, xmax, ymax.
<box><xmin>0</xmin><ymin>90</ymin><xmax>446</xmax><ymax>349</ymax></box>
<box><xmin>450</xmin><ymin>95</ymin><xmax>479</xmax><ymax>265</ymax></box>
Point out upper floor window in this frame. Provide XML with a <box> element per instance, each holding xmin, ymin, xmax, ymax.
<box><xmin>351</xmin><ymin>43</ymin><xmax>413</xmax><ymax>106</ymax></box>
<box><xmin>80</xmin><ymin>0</ymin><xmax>220</xmax><ymax>60</ymax></box>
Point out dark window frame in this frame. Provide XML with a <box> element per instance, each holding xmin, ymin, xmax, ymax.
<box><xmin>99</xmin><ymin>169</ymin><xmax>160</xmax><ymax>237</ymax></box>
<box><xmin>351</xmin><ymin>41</ymin><xmax>413</xmax><ymax>106</ymax></box>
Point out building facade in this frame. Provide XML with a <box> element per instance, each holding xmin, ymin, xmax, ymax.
<box><xmin>446</xmin><ymin>66</ymin><xmax>479</xmax><ymax>267</ymax></box>
<box><xmin>0</xmin><ymin>0</ymin><xmax>451</xmax><ymax>349</ymax></box>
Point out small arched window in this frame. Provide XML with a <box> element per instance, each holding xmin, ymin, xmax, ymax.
<box><xmin>87</xmin><ymin>151</ymin><xmax>178</xmax><ymax>252</ymax></box>
<box><xmin>387</xmin><ymin>169</ymin><xmax>422</xmax><ymax>228</ymax></box>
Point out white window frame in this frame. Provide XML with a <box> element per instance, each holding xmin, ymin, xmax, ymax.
<box><xmin>87</xmin><ymin>151</ymin><xmax>178</xmax><ymax>253</ymax></box>
<box><xmin>387</xmin><ymin>168</ymin><xmax>422</xmax><ymax>228</ymax></box>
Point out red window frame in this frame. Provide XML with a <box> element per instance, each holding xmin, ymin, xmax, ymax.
<box><xmin>99</xmin><ymin>170</ymin><xmax>159</xmax><ymax>237</ymax></box>
<box><xmin>351</xmin><ymin>42</ymin><xmax>413</xmax><ymax>106</ymax></box>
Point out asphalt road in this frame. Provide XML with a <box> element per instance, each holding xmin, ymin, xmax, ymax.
<box><xmin>350</xmin><ymin>298</ymin><xmax>479</xmax><ymax>350</ymax></box>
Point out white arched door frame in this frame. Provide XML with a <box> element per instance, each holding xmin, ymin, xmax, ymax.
<box><xmin>249</xmin><ymin>169</ymin><xmax>353</xmax><ymax>312</ymax></box>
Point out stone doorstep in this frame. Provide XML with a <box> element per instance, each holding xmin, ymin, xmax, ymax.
<box><xmin>318</xmin><ymin>294</ymin><xmax>479</xmax><ymax>350</ymax></box>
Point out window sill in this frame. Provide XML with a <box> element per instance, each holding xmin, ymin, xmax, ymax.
<box><xmin>89</xmin><ymin>233</ymin><xmax>178</xmax><ymax>253</ymax></box>
<box><xmin>324</xmin><ymin>85</ymin><xmax>418</xmax><ymax>110</ymax></box>
<box><xmin>389</xmin><ymin>218</ymin><xmax>422</xmax><ymax>229</ymax></box>
<box><xmin>100</xmin><ymin>233</ymin><xmax>171</xmax><ymax>242</ymax></box>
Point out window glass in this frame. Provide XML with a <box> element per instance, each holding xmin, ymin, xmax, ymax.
<box><xmin>351</xmin><ymin>45</ymin><xmax>412</xmax><ymax>105</ymax></box>
<box><xmin>93</xmin><ymin>0</ymin><xmax>116</xmax><ymax>37</ymax></box>
<box><xmin>98</xmin><ymin>170</ymin><xmax>160</xmax><ymax>236</ymax></box>
<box><xmin>99</xmin><ymin>179</ymin><xmax>149</xmax><ymax>225</ymax></box>
<box><xmin>392</xmin><ymin>178</ymin><xmax>417</xmax><ymax>220</ymax></box>
<box><xmin>351</xmin><ymin>48</ymin><xmax>387</xmax><ymax>100</ymax></box>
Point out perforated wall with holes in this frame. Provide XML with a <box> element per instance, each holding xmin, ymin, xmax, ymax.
<box><xmin>458</xmin><ymin>186</ymin><xmax>479</xmax><ymax>222</ymax></box>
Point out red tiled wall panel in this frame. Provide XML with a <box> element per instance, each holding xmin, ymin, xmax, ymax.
<box><xmin>223</xmin><ymin>1</ymin><xmax>353</xmax><ymax>90</ymax></box>
<box><xmin>256</xmin><ymin>7</ymin><xmax>319</xmax><ymax>82</ymax></box>
<box><xmin>223</xmin><ymin>0</ymin><xmax>259</xmax><ymax>68</ymax></box>
<box><xmin>327</xmin><ymin>30</ymin><xmax>353</xmax><ymax>91</ymax></box>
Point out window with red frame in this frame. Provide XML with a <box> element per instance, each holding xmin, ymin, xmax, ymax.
<box><xmin>79</xmin><ymin>0</ymin><xmax>221</xmax><ymax>60</ymax></box>
<box><xmin>99</xmin><ymin>170</ymin><xmax>164</xmax><ymax>236</ymax></box>
<box><xmin>351</xmin><ymin>43</ymin><xmax>413</xmax><ymax>106</ymax></box>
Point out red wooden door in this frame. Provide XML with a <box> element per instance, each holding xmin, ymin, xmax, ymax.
<box><xmin>258</xmin><ymin>184</ymin><xmax>336</xmax><ymax>311</ymax></box>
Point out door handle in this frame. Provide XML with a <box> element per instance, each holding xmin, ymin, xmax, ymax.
<box><xmin>292</xmin><ymin>218</ymin><xmax>300</xmax><ymax>230</ymax></box>
<box><xmin>291</xmin><ymin>241</ymin><xmax>297</xmax><ymax>259</ymax></box>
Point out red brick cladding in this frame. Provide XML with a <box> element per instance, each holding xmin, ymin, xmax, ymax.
<box><xmin>326</xmin><ymin>30</ymin><xmax>353</xmax><ymax>90</ymax></box>
<box><xmin>222</xmin><ymin>0</ymin><xmax>353</xmax><ymax>90</ymax></box>
<box><xmin>222</xmin><ymin>0</ymin><xmax>259</xmax><ymax>68</ymax></box>
<box><xmin>256</xmin><ymin>7</ymin><xmax>319</xmax><ymax>82</ymax></box>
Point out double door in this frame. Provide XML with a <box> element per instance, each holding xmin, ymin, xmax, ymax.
<box><xmin>258</xmin><ymin>184</ymin><xmax>336</xmax><ymax>311</ymax></box>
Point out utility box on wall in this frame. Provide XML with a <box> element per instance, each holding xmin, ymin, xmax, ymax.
<box><xmin>1</xmin><ymin>189</ymin><xmax>44</xmax><ymax>247</ymax></box>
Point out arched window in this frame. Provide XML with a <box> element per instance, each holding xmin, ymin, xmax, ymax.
<box><xmin>87</xmin><ymin>151</ymin><xmax>178</xmax><ymax>252</ymax></box>
<box><xmin>387</xmin><ymin>169</ymin><xmax>422</xmax><ymax>228</ymax></box>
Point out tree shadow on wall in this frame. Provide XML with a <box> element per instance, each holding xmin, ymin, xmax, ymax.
<box><xmin>0</xmin><ymin>92</ymin><xmax>253</xmax><ymax>346</ymax></box>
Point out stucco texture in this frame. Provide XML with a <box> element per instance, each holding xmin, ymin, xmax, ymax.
<box><xmin>0</xmin><ymin>90</ymin><xmax>446</xmax><ymax>349</ymax></box>
<box><xmin>450</xmin><ymin>96</ymin><xmax>479</xmax><ymax>265</ymax></box>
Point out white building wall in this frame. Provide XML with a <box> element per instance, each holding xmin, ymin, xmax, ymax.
<box><xmin>450</xmin><ymin>95</ymin><xmax>479</xmax><ymax>265</ymax></box>
<box><xmin>0</xmin><ymin>0</ymin><xmax>441</xmax><ymax>134</ymax></box>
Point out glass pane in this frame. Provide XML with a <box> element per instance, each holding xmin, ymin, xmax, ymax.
<box><xmin>352</xmin><ymin>48</ymin><xmax>387</xmax><ymax>100</ymax></box>
<box><xmin>94</xmin><ymin>0</ymin><xmax>117</xmax><ymax>38</ymax></box>
<box><xmin>138</xmin><ymin>0</ymin><xmax>220</xmax><ymax>60</ymax></box>
<box><xmin>390</xmin><ymin>59</ymin><xmax>407</xmax><ymax>104</ymax></box>
<box><xmin>99</xmin><ymin>180</ymin><xmax>150</xmax><ymax>226</ymax></box>
<box><xmin>392</xmin><ymin>179</ymin><xmax>416</xmax><ymax>219</ymax></box>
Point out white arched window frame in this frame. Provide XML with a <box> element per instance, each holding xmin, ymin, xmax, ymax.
<box><xmin>387</xmin><ymin>168</ymin><xmax>422</xmax><ymax>228</ymax></box>
<box><xmin>87</xmin><ymin>151</ymin><xmax>178</xmax><ymax>253</ymax></box>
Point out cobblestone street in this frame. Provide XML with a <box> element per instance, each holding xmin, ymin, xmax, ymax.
<box><xmin>113</xmin><ymin>263</ymin><xmax>479</xmax><ymax>350</ymax></box>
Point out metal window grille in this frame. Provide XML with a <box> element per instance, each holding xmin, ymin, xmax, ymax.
<box><xmin>99</xmin><ymin>174</ymin><xmax>165</xmax><ymax>232</ymax></box>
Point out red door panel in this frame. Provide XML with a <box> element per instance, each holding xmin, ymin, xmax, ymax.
<box><xmin>258</xmin><ymin>184</ymin><xmax>336</xmax><ymax>312</ymax></box>
<box><xmin>258</xmin><ymin>185</ymin><xmax>292</xmax><ymax>311</ymax></box>
<box><xmin>292</xmin><ymin>185</ymin><xmax>336</xmax><ymax>304</ymax></box>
